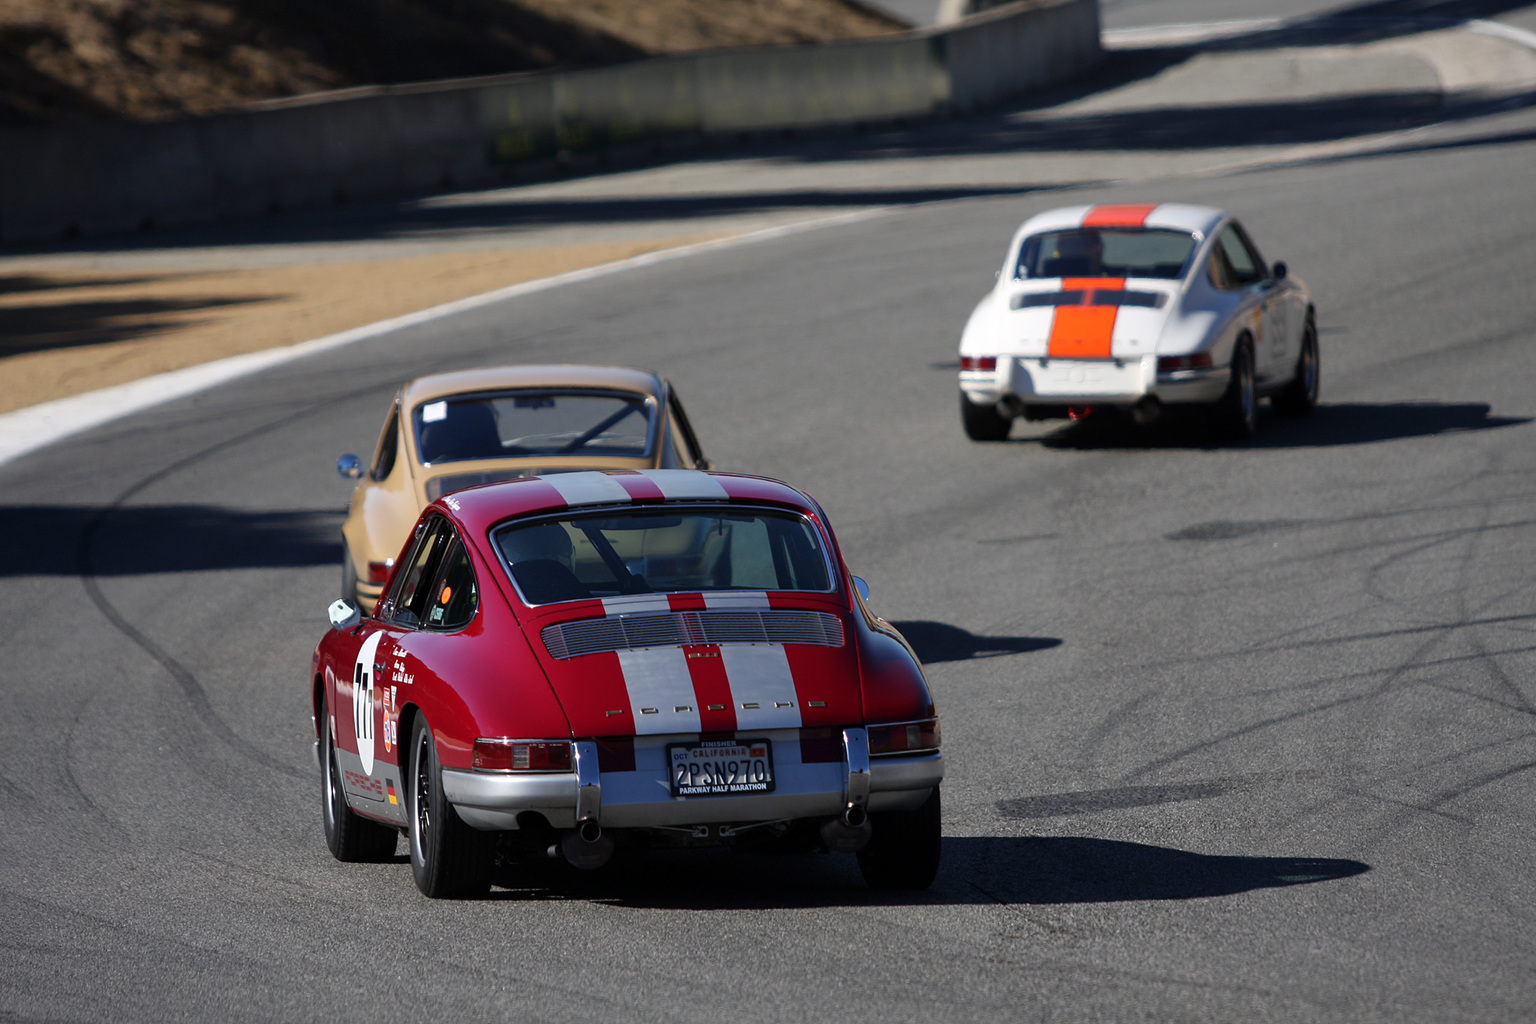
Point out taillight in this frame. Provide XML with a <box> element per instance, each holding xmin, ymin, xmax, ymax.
<box><xmin>960</xmin><ymin>355</ymin><xmax>998</xmax><ymax>371</ymax></box>
<box><xmin>867</xmin><ymin>718</ymin><xmax>941</xmax><ymax>755</ymax></box>
<box><xmin>1157</xmin><ymin>353</ymin><xmax>1213</xmax><ymax>372</ymax></box>
<box><xmin>472</xmin><ymin>739</ymin><xmax>574</xmax><ymax>771</ymax></box>
<box><xmin>366</xmin><ymin>558</ymin><xmax>394</xmax><ymax>584</ymax></box>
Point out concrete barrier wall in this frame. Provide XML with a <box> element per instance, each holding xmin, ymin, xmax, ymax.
<box><xmin>941</xmin><ymin>0</ymin><xmax>1102</xmax><ymax>110</ymax></box>
<box><xmin>0</xmin><ymin>0</ymin><xmax>1098</xmax><ymax>244</ymax></box>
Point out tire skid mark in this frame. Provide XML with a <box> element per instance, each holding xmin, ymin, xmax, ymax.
<box><xmin>1343</xmin><ymin>475</ymin><xmax>1536</xmax><ymax>830</ymax></box>
<box><xmin>1123</xmin><ymin>628</ymin><xmax>1452</xmax><ymax>781</ymax></box>
<box><xmin>1277</xmin><ymin>737</ymin><xmax>1535</xmax><ymax>831</ymax></box>
<box><xmin>60</xmin><ymin>690</ymin><xmax>133</xmax><ymax>839</ymax></box>
<box><xmin>1417</xmin><ymin>757</ymin><xmax>1536</xmax><ymax>816</ymax></box>
<box><xmin>70</xmin><ymin>379</ymin><xmax>404</xmax><ymax>783</ymax></box>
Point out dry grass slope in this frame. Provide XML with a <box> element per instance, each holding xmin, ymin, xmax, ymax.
<box><xmin>0</xmin><ymin>0</ymin><xmax>905</xmax><ymax>124</ymax></box>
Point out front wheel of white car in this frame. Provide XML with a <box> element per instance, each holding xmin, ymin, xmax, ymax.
<box><xmin>1272</xmin><ymin>318</ymin><xmax>1319</xmax><ymax>417</ymax></box>
<box><xmin>1212</xmin><ymin>339</ymin><xmax>1257</xmax><ymax>441</ymax></box>
<box><xmin>960</xmin><ymin>393</ymin><xmax>1011</xmax><ymax>441</ymax></box>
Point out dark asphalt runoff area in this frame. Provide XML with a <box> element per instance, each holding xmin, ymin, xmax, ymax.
<box><xmin>3</xmin><ymin>2</ymin><xmax>1536</xmax><ymax>1021</ymax></box>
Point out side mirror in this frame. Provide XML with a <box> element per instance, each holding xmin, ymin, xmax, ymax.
<box><xmin>851</xmin><ymin>575</ymin><xmax>870</xmax><ymax>602</ymax></box>
<box><xmin>1271</xmin><ymin>261</ymin><xmax>1288</xmax><ymax>281</ymax></box>
<box><xmin>328</xmin><ymin>599</ymin><xmax>361</xmax><ymax>631</ymax></box>
<box><xmin>337</xmin><ymin>454</ymin><xmax>363</xmax><ymax>479</ymax></box>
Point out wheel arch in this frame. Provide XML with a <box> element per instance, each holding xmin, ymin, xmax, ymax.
<box><xmin>398</xmin><ymin>701</ymin><xmax>425</xmax><ymax>780</ymax></box>
<box><xmin>312</xmin><ymin>672</ymin><xmax>327</xmax><ymax>742</ymax></box>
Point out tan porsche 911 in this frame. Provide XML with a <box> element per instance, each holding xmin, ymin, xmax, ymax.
<box><xmin>336</xmin><ymin>365</ymin><xmax>711</xmax><ymax>611</ymax></box>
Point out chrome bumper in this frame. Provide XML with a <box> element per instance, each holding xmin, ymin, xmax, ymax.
<box><xmin>442</xmin><ymin>729</ymin><xmax>944</xmax><ymax>832</ymax></box>
<box><xmin>961</xmin><ymin>356</ymin><xmax>1228</xmax><ymax>407</ymax></box>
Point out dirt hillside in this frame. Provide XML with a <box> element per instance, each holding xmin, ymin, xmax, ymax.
<box><xmin>0</xmin><ymin>0</ymin><xmax>906</xmax><ymax>125</ymax></box>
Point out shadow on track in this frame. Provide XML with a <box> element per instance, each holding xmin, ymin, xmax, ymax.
<box><xmin>1025</xmin><ymin>401</ymin><xmax>1529</xmax><ymax>450</ymax></box>
<box><xmin>471</xmin><ymin>835</ymin><xmax>1367</xmax><ymax>908</ymax></box>
<box><xmin>0</xmin><ymin>504</ymin><xmax>341</xmax><ymax>576</ymax></box>
<box><xmin>0</xmin><ymin>280</ymin><xmax>278</xmax><ymax>358</ymax></box>
<box><xmin>890</xmin><ymin>620</ymin><xmax>1062</xmax><ymax>664</ymax></box>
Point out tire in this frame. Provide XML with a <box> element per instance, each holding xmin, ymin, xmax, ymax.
<box><xmin>408</xmin><ymin>716</ymin><xmax>494</xmax><ymax>898</ymax></box>
<box><xmin>1213</xmin><ymin>338</ymin><xmax>1257</xmax><ymax>441</ymax></box>
<box><xmin>1272</xmin><ymin>318</ymin><xmax>1319</xmax><ymax>417</ymax></box>
<box><xmin>960</xmin><ymin>393</ymin><xmax>1012</xmax><ymax>441</ymax></box>
<box><xmin>321</xmin><ymin>693</ymin><xmax>398</xmax><ymax>863</ymax></box>
<box><xmin>856</xmin><ymin>788</ymin><xmax>942</xmax><ymax>890</ymax></box>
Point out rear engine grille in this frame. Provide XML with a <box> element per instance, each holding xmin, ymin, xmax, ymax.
<box><xmin>542</xmin><ymin>609</ymin><xmax>845</xmax><ymax>660</ymax></box>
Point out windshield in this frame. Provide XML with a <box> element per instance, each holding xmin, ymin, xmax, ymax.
<box><xmin>1015</xmin><ymin>228</ymin><xmax>1196</xmax><ymax>280</ymax></box>
<box><xmin>493</xmin><ymin>508</ymin><xmax>833</xmax><ymax>604</ymax></box>
<box><xmin>413</xmin><ymin>390</ymin><xmax>654</xmax><ymax>465</ymax></box>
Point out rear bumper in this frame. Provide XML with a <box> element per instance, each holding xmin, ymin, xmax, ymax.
<box><xmin>960</xmin><ymin>356</ymin><xmax>1227</xmax><ymax>408</ymax></box>
<box><xmin>442</xmin><ymin>728</ymin><xmax>944</xmax><ymax>831</ymax></box>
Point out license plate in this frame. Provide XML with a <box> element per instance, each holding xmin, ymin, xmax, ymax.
<box><xmin>667</xmin><ymin>739</ymin><xmax>775</xmax><ymax>797</ymax></box>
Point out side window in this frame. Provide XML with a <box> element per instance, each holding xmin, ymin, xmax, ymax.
<box><xmin>667</xmin><ymin>391</ymin><xmax>708</xmax><ymax>469</ymax></box>
<box><xmin>386</xmin><ymin>518</ymin><xmax>451</xmax><ymax>628</ymax></box>
<box><xmin>425</xmin><ymin>541</ymin><xmax>478</xmax><ymax>631</ymax></box>
<box><xmin>371</xmin><ymin>403</ymin><xmax>400</xmax><ymax>481</ymax></box>
<box><xmin>1207</xmin><ymin>244</ymin><xmax>1235</xmax><ymax>290</ymax></box>
<box><xmin>1212</xmin><ymin>224</ymin><xmax>1263</xmax><ymax>288</ymax></box>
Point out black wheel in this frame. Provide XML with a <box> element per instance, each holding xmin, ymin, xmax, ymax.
<box><xmin>321</xmin><ymin>693</ymin><xmax>398</xmax><ymax>862</ymax></box>
<box><xmin>341</xmin><ymin>545</ymin><xmax>360</xmax><ymax>606</ymax></box>
<box><xmin>1212</xmin><ymin>338</ymin><xmax>1257</xmax><ymax>440</ymax></box>
<box><xmin>409</xmin><ymin>716</ymin><xmax>494</xmax><ymax>898</ymax></box>
<box><xmin>960</xmin><ymin>393</ymin><xmax>1011</xmax><ymax>441</ymax></box>
<box><xmin>856</xmin><ymin>788</ymin><xmax>941</xmax><ymax>890</ymax></box>
<box><xmin>1272</xmin><ymin>318</ymin><xmax>1319</xmax><ymax>416</ymax></box>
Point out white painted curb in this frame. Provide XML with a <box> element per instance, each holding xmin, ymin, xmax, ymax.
<box><xmin>0</xmin><ymin>209</ymin><xmax>883</xmax><ymax>470</ymax></box>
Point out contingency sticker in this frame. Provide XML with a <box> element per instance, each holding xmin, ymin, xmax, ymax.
<box><xmin>421</xmin><ymin>400</ymin><xmax>448</xmax><ymax>423</ymax></box>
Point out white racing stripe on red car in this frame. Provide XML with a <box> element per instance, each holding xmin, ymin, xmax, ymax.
<box><xmin>642</xmin><ymin>469</ymin><xmax>732</xmax><ymax>501</ymax></box>
<box><xmin>601</xmin><ymin>594</ymin><xmax>673</xmax><ymax>616</ymax></box>
<box><xmin>617</xmin><ymin>648</ymin><xmax>702</xmax><ymax>734</ymax></box>
<box><xmin>720</xmin><ymin>645</ymin><xmax>803</xmax><ymax>730</ymax></box>
<box><xmin>703</xmin><ymin>591</ymin><xmax>771</xmax><ymax>610</ymax></box>
<box><xmin>544</xmin><ymin>471</ymin><xmax>635</xmax><ymax>508</ymax></box>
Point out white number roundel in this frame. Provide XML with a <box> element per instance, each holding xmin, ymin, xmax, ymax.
<box><xmin>352</xmin><ymin>632</ymin><xmax>383</xmax><ymax>775</ymax></box>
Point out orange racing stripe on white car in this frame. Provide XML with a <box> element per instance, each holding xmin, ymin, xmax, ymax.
<box><xmin>1082</xmin><ymin>203</ymin><xmax>1158</xmax><ymax>227</ymax></box>
<box><xmin>1047</xmin><ymin>277</ymin><xmax>1127</xmax><ymax>360</ymax></box>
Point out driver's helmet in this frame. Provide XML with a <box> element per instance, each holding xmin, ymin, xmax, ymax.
<box><xmin>501</xmin><ymin>523</ymin><xmax>575</xmax><ymax>571</ymax></box>
<box><xmin>1054</xmin><ymin>230</ymin><xmax>1103</xmax><ymax>260</ymax></box>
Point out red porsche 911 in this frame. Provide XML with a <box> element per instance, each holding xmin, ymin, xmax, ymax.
<box><xmin>311</xmin><ymin>469</ymin><xmax>944</xmax><ymax>898</ymax></box>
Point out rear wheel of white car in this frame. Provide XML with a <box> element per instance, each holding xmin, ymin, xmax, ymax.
<box><xmin>1213</xmin><ymin>338</ymin><xmax>1257</xmax><ymax>441</ymax></box>
<box><xmin>321</xmin><ymin>693</ymin><xmax>398</xmax><ymax>863</ymax></box>
<box><xmin>409</xmin><ymin>716</ymin><xmax>494</xmax><ymax>898</ymax></box>
<box><xmin>857</xmin><ymin>788</ymin><xmax>941</xmax><ymax>890</ymax></box>
<box><xmin>960</xmin><ymin>393</ymin><xmax>1011</xmax><ymax>441</ymax></box>
<box><xmin>1272</xmin><ymin>318</ymin><xmax>1319</xmax><ymax>416</ymax></box>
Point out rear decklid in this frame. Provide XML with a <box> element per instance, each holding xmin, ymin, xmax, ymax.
<box><xmin>520</xmin><ymin>591</ymin><xmax>864</xmax><ymax>739</ymax></box>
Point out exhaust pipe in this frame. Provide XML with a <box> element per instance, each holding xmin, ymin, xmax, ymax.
<box><xmin>558</xmin><ymin>820</ymin><xmax>615</xmax><ymax>870</ymax></box>
<box><xmin>819</xmin><ymin>806</ymin><xmax>873</xmax><ymax>853</ymax></box>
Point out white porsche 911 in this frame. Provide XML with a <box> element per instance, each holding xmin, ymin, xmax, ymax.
<box><xmin>957</xmin><ymin>203</ymin><xmax>1317</xmax><ymax>440</ymax></box>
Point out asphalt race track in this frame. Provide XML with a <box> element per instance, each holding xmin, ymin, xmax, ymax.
<box><xmin>3</xmin><ymin>4</ymin><xmax>1536</xmax><ymax>1022</ymax></box>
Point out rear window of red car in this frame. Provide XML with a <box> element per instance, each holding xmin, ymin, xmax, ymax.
<box><xmin>493</xmin><ymin>507</ymin><xmax>832</xmax><ymax>605</ymax></box>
